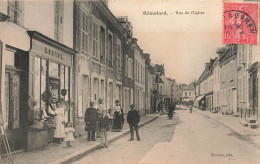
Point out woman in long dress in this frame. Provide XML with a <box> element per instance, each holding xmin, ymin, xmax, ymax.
<box><xmin>112</xmin><ymin>100</ymin><xmax>122</xmax><ymax>131</ymax></box>
<box><xmin>54</xmin><ymin>102</ymin><xmax>65</xmax><ymax>143</ymax></box>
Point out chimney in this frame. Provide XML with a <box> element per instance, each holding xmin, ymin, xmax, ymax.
<box><xmin>216</xmin><ymin>47</ymin><xmax>225</xmax><ymax>59</ymax></box>
<box><xmin>205</xmin><ymin>63</ymin><xmax>209</xmax><ymax>71</ymax></box>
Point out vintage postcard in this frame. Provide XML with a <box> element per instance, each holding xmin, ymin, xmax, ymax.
<box><xmin>0</xmin><ymin>0</ymin><xmax>259</xmax><ymax>164</ymax></box>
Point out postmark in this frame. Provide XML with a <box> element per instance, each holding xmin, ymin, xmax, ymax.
<box><xmin>223</xmin><ymin>3</ymin><xmax>258</xmax><ymax>44</ymax></box>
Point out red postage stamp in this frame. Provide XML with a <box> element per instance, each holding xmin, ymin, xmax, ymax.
<box><xmin>223</xmin><ymin>3</ymin><xmax>258</xmax><ymax>45</ymax></box>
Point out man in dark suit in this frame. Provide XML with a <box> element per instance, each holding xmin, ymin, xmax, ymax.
<box><xmin>84</xmin><ymin>101</ymin><xmax>97</xmax><ymax>141</ymax></box>
<box><xmin>127</xmin><ymin>105</ymin><xmax>140</xmax><ymax>141</ymax></box>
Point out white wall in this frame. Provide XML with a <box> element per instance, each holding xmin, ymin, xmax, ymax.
<box><xmin>23</xmin><ymin>0</ymin><xmax>73</xmax><ymax>48</ymax></box>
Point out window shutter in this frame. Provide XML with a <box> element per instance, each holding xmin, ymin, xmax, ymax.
<box><xmin>88</xmin><ymin>15</ymin><xmax>92</xmax><ymax>53</ymax></box>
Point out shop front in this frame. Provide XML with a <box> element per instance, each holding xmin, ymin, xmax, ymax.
<box><xmin>0</xmin><ymin>21</ymin><xmax>30</xmax><ymax>153</ymax></box>
<box><xmin>26</xmin><ymin>31</ymin><xmax>76</xmax><ymax>151</ymax></box>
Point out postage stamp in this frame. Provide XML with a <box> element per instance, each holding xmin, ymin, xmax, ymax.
<box><xmin>223</xmin><ymin>3</ymin><xmax>258</xmax><ymax>45</ymax></box>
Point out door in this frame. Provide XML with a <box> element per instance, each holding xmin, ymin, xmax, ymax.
<box><xmin>232</xmin><ymin>88</ymin><xmax>237</xmax><ymax>113</ymax></box>
<box><xmin>4</xmin><ymin>71</ymin><xmax>26</xmax><ymax>151</ymax></box>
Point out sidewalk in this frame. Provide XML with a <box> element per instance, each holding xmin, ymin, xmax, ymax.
<box><xmin>1</xmin><ymin>113</ymin><xmax>160</xmax><ymax>164</ymax></box>
<box><xmin>179</xmin><ymin>105</ymin><xmax>260</xmax><ymax>148</ymax></box>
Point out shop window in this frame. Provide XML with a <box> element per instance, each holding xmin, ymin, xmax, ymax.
<box><xmin>49</xmin><ymin>61</ymin><xmax>59</xmax><ymax>78</ymax></box>
<box><xmin>60</xmin><ymin>65</ymin><xmax>65</xmax><ymax>100</ymax></box>
<box><xmin>4</xmin><ymin>73</ymin><xmax>10</xmax><ymax>129</ymax></box>
<box><xmin>33</xmin><ymin>57</ymin><xmax>41</xmax><ymax>114</ymax></box>
<box><xmin>41</xmin><ymin>59</ymin><xmax>47</xmax><ymax>111</ymax></box>
<box><xmin>64</xmin><ymin>67</ymin><xmax>69</xmax><ymax>101</ymax></box>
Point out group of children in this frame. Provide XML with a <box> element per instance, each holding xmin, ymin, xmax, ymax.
<box><xmin>62</xmin><ymin>109</ymin><xmax>111</xmax><ymax>148</ymax></box>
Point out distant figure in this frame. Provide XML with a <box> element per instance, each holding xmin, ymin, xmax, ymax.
<box><xmin>85</xmin><ymin>101</ymin><xmax>97</xmax><ymax>141</ymax></box>
<box><xmin>157</xmin><ymin>102</ymin><xmax>162</xmax><ymax>112</ymax></box>
<box><xmin>168</xmin><ymin>101</ymin><xmax>176</xmax><ymax>119</ymax></box>
<box><xmin>127</xmin><ymin>105</ymin><xmax>140</xmax><ymax>141</ymax></box>
<box><xmin>189</xmin><ymin>103</ymin><xmax>193</xmax><ymax>113</ymax></box>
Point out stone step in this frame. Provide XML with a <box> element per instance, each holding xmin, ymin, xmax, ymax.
<box><xmin>249</xmin><ymin>122</ymin><xmax>259</xmax><ymax>129</ymax></box>
<box><xmin>246</xmin><ymin>118</ymin><xmax>257</xmax><ymax>123</ymax></box>
<box><xmin>239</xmin><ymin>118</ymin><xmax>248</xmax><ymax>127</ymax></box>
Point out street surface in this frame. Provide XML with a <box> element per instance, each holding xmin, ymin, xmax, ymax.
<box><xmin>74</xmin><ymin>107</ymin><xmax>260</xmax><ymax>164</ymax></box>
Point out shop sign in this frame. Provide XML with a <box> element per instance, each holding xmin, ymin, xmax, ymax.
<box><xmin>30</xmin><ymin>38</ymin><xmax>73</xmax><ymax>66</ymax></box>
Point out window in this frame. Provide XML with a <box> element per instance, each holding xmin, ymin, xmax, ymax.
<box><xmin>185</xmin><ymin>92</ymin><xmax>187</xmax><ymax>96</ymax></box>
<box><xmin>230</xmin><ymin>61</ymin><xmax>233</xmax><ymax>80</ymax></box>
<box><xmin>189</xmin><ymin>92</ymin><xmax>191</xmax><ymax>96</ymax></box>
<box><xmin>141</xmin><ymin>65</ymin><xmax>142</xmax><ymax>83</ymax></box>
<box><xmin>108</xmin><ymin>33</ymin><xmax>113</xmax><ymax>67</ymax></box>
<box><xmin>81</xmin><ymin>11</ymin><xmax>89</xmax><ymax>53</ymax></box>
<box><xmin>241</xmin><ymin>45</ymin><xmax>246</xmax><ymax>64</ymax></box>
<box><xmin>100</xmin><ymin>26</ymin><xmax>106</xmax><ymax>64</ymax></box>
<box><xmin>242</xmin><ymin>74</ymin><xmax>246</xmax><ymax>102</ymax></box>
<box><xmin>237</xmin><ymin>45</ymin><xmax>242</xmax><ymax>68</ymax></box>
<box><xmin>128</xmin><ymin>58</ymin><xmax>133</xmax><ymax>79</ymax></box>
<box><xmin>7</xmin><ymin>0</ymin><xmax>21</xmax><ymax>24</ymax></box>
<box><xmin>125</xmin><ymin>55</ymin><xmax>128</xmax><ymax>75</ymax></box>
<box><xmin>92</xmin><ymin>20</ymin><xmax>99</xmax><ymax>59</ymax></box>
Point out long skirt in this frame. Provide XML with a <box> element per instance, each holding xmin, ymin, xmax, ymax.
<box><xmin>112</xmin><ymin>111</ymin><xmax>122</xmax><ymax>130</ymax></box>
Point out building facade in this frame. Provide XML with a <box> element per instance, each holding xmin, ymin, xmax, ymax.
<box><xmin>0</xmin><ymin>0</ymin><xmax>76</xmax><ymax>152</ymax></box>
<box><xmin>219</xmin><ymin>45</ymin><xmax>237</xmax><ymax>115</ymax></box>
<box><xmin>133</xmin><ymin>42</ymin><xmax>146</xmax><ymax>115</ymax></box>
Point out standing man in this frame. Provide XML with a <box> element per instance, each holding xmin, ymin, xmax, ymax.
<box><xmin>127</xmin><ymin>105</ymin><xmax>140</xmax><ymax>141</ymax></box>
<box><xmin>84</xmin><ymin>101</ymin><xmax>97</xmax><ymax>141</ymax></box>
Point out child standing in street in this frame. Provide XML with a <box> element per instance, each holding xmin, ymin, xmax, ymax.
<box><xmin>64</xmin><ymin>122</ymin><xmax>75</xmax><ymax>147</ymax></box>
<box><xmin>98</xmin><ymin>110</ymin><xmax>110</xmax><ymax>148</ymax></box>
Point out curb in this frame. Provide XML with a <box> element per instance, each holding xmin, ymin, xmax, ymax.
<box><xmin>49</xmin><ymin>115</ymin><xmax>159</xmax><ymax>164</ymax></box>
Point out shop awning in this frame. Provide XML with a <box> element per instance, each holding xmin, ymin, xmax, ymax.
<box><xmin>0</xmin><ymin>21</ymin><xmax>30</xmax><ymax>51</ymax></box>
<box><xmin>195</xmin><ymin>95</ymin><xmax>205</xmax><ymax>102</ymax></box>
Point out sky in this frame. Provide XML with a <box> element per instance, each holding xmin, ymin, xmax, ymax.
<box><xmin>108</xmin><ymin>0</ymin><xmax>224</xmax><ymax>84</ymax></box>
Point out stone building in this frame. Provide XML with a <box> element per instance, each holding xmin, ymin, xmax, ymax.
<box><xmin>0</xmin><ymin>0</ymin><xmax>76</xmax><ymax>151</ymax></box>
<box><xmin>219</xmin><ymin>45</ymin><xmax>237</xmax><ymax>114</ymax></box>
